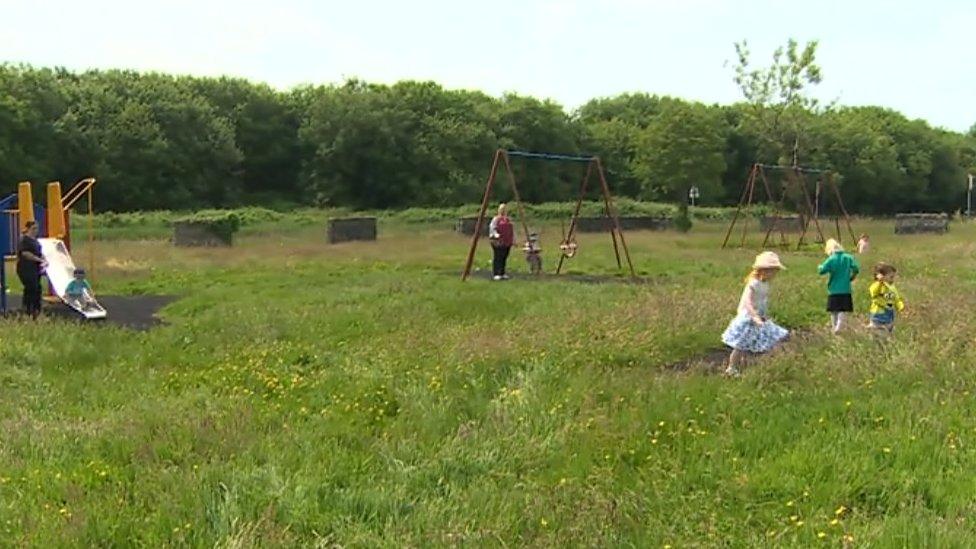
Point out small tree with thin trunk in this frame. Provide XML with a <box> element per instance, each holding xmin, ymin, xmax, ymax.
<box><xmin>732</xmin><ymin>39</ymin><xmax>825</xmax><ymax>166</ymax></box>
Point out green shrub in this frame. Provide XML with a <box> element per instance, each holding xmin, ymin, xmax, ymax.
<box><xmin>174</xmin><ymin>211</ymin><xmax>242</xmax><ymax>241</ymax></box>
<box><xmin>674</xmin><ymin>203</ymin><xmax>693</xmax><ymax>232</ymax></box>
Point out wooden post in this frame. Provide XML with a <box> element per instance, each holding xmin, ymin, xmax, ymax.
<box><xmin>461</xmin><ymin>150</ymin><xmax>502</xmax><ymax>281</ymax></box>
<box><xmin>501</xmin><ymin>151</ymin><xmax>531</xmax><ymax>244</ymax></box>
<box><xmin>721</xmin><ymin>163</ymin><xmax>757</xmax><ymax>249</ymax></box>
<box><xmin>595</xmin><ymin>157</ymin><xmax>636</xmax><ymax>278</ymax></box>
<box><xmin>557</xmin><ymin>160</ymin><xmax>593</xmax><ymax>275</ymax></box>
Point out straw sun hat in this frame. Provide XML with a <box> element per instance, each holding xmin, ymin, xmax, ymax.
<box><xmin>752</xmin><ymin>251</ymin><xmax>786</xmax><ymax>270</ymax></box>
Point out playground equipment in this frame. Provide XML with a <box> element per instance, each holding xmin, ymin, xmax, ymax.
<box><xmin>461</xmin><ymin>149</ymin><xmax>636</xmax><ymax>280</ymax></box>
<box><xmin>1</xmin><ymin>178</ymin><xmax>102</xmax><ymax>317</ymax></box>
<box><xmin>721</xmin><ymin>163</ymin><xmax>856</xmax><ymax>250</ymax></box>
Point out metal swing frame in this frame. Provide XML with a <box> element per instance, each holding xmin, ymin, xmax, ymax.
<box><xmin>721</xmin><ymin>163</ymin><xmax>856</xmax><ymax>250</ymax></box>
<box><xmin>461</xmin><ymin>149</ymin><xmax>636</xmax><ymax>280</ymax></box>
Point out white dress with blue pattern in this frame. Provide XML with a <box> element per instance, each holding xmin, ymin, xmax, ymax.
<box><xmin>721</xmin><ymin>278</ymin><xmax>789</xmax><ymax>353</ymax></box>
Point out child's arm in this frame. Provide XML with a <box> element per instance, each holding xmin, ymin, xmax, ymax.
<box><xmin>893</xmin><ymin>286</ymin><xmax>905</xmax><ymax>311</ymax></box>
<box><xmin>850</xmin><ymin>256</ymin><xmax>860</xmax><ymax>280</ymax></box>
<box><xmin>817</xmin><ymin>255</ymin><xmax>833</xmax><ymax>275</ymax></box>
<box><xmin>868</xmin><ymin>281</ymin><xmax>882</xmax><ymax>299</ymax></box>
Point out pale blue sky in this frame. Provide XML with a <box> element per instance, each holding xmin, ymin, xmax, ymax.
<box><xmin>3</xmin><ymin>0</ymin><xmax>974</xmax><ymax>131</ymax></box>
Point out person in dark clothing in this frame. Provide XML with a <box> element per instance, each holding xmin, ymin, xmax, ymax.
<box><xmin>488</xmin><ymin>203</ymin><xmax>515</xmax><ymax>280</ymax></box>
<box><xmin>17</xmin><ymin>221</ymin><xmax>46</xmax><ymax>318</ymax></box>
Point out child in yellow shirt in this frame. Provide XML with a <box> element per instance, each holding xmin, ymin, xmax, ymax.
<box><xmin>868</xmin><ymin>262</ymin><xmax>905</xmax><ymax>332</ymax></box>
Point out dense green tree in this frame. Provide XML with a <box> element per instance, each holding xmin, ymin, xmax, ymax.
<box><xmin>0</xmin><ymin>64</ymin><xmax>971</xmax><ymax>215</ymax></box>
<box><xmin>191</xmin><ymin>77</ymin><xmax>304</xmax><ymax>203</ymax></box>
<box><xmin>633</xmin><ymin>101</ymin><xmax>729</xmax><ymax>205</ymax></box>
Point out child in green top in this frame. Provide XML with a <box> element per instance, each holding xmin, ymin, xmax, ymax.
<box><xmin>817</xmin><ymin>239</ymin><xmax>860</xmax><ymax>334</ymax></box>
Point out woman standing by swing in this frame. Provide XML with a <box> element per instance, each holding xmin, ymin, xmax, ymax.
<box><xmin>488</xmin><ymin>203</ymin><xmax>514</xmax><ymax>280</ymax></box>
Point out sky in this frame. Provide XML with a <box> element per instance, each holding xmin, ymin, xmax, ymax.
<box><xmin>2</xmin><ymin>0</ymin><xmax>974</xmax><ymax>132</ymax></box>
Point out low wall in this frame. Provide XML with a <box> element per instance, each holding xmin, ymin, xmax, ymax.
<box><xmin>173</xmin><ymin>222</ymin><xmax>233</xmax><ymax>247</ymax></box>
<box><xmin>328</xmin><ymin>217</ymin><xmax>377</xmax><ymax>243</ymax></box>
<box><xmin>894</xmin><ymin>213</ymin><xmax>949</xmax><ymax>234</ymax></box>
<box><xmin>758</xmin><ymin>215</ymin><xmax>805</xmax><ymax>233</ymax></box>
<box><xmin>574</xmin><ymin>216</ymin><xmax>673</xmax><ymax>232</ymax></box>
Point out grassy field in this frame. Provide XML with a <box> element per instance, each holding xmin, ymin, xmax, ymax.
<box><xmin>2</xmin><ymin>217</ymin><xmax>976</xmax><ymax>547</ymax></box>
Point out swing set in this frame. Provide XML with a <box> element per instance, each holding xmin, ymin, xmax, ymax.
<box><xmin>460</xmin><ymin>149</ymin><xmax>636</xmax><ymax>280</ymax></box>
<box><xmin>721</xmin><ymin>163</ymin><xmax>856</xmax><ymax>250</ymax></box>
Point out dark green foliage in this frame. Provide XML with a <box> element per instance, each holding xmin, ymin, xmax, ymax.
<box><xmin>674</xmin><ymin>202</ymin><xmax>693</xmax><ymax>233</ymax></box>
<box><xmin>0</xmin><ymin>64</ymin><xmax>973</xmax><ymax>215</ymax></box>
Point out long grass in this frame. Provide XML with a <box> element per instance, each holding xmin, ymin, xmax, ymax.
<box><xmin>2</xmin><ymin>219</ymin><xmax>975</xmax><ymax>546</ymax></box>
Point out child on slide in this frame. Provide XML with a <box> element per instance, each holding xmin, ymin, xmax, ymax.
<box><xmin>721</xmin><ymin>251</ymin><xmax>789</xmax><ymax>377</ymax></box>
<box><xmin>65</xmin><ymin>268</ymin><xmax>97</xmax><ymax>310</ymax></box>
<box><xmin>818</xmin><ymin>239</ymin><xmax>859</xmax><ymax>334</ymax></box>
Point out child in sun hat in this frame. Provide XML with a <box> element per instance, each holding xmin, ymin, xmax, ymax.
<box><xmin>818</xmin><ymin>238</ymin><xmax>860</xmax><ymax>334</ymax></box>
<box><xmin>721</xmin><ymin>251</ymin><xmax>790</xmax><ymax>377</ymax></box>
<box><xmin>867</xmin><ymin>262</ymin><xmax>905</xmax><ymax>332</ymax></box>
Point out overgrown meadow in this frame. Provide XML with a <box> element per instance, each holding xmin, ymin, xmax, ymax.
<box><xmin>2</xmin><ymin>216</ymin><xmax>976</xmax><ymax>547</ymax></box>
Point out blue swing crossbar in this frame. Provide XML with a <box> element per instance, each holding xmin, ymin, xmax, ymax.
<box><xmin>756</xmin><ymin>163</ymin><xmax>829</xmax><ymax>174</ymax></box>
<box><xmin>505</xmin><ymin>150</ymin><xmax>595</xmax><ymax>163</ymax></box>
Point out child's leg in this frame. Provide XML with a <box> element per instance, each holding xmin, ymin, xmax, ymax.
<box><xmin>835</xmin><ymin>312</ymin><xmax>847</xmax><ymax>332</ymax></box>
<box><xmin>726</xmin><ymin>349</ymin><xmax>745</xmax><ymax>374</ymax></box>
<box><xmin>830</xmin><ymin>312</ymin><xmax>839</xmax><ymax>331</ymax></box>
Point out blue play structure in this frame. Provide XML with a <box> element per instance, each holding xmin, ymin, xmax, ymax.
<box><xmin>0</xmin><ymin>193</ymin><xmax>46</xmax><ymax>313</ymax></box>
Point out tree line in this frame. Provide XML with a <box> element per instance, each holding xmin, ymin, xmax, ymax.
<box><xmin>1</xmin><ymin>64</ymin><xmax>974</xmax><ymax>214</ymax></box>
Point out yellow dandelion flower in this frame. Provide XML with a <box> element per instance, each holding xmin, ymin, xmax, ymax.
<box><xmin>818</xmin><ymin>532</ymin><xmax>827</xmax><ymax>539</ymax></box>
<box><xmin>786</xmin><ymin>500</ymin><xmax>794</xmax><ymax>507</ymax></box>
<box><xmin>835</xmin><ymin>505</ymin><xmax>847</xmax><ymax>516</ymax></box>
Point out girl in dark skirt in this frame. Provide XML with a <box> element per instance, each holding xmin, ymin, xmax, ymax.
<box><xmin>817</xmin><ymin>238</ymin><xmax>859</xmax><ymax>334</ymax></box>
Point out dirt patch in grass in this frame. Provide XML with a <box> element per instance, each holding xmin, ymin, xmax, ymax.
<box><xmin>664</xmin><ymin>329</ymin><xmax>817</xmax><ymax>374</ymax></box>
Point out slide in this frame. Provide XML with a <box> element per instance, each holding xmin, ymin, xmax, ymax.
<box><xmin>38</xmin><ymin>238</ymin><xmax>107</xmax><ymax>320</ymax></box>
